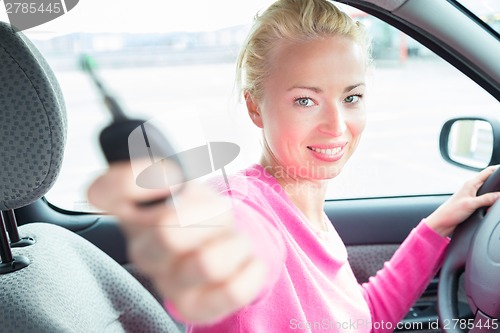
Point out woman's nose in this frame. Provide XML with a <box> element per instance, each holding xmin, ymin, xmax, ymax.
<box><xmin>318</xmin><ymin>103</ymin><xmax>346</xmax><ymax>137</ymax></box>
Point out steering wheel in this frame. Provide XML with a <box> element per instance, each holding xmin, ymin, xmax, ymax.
<box><xmin>438</xmin><ymin>167</ymin><xmax>500</xmax><ymax>333</ymax></box>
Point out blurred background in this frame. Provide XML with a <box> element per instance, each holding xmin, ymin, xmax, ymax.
<box><xmin>1</xmin><ymin>0</ymin><xmax>498</xmax><ymax>211</ymax></box>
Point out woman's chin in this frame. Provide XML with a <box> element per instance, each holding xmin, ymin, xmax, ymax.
<box><xmin>309</xmin><ymin>166</ymin><xmax>343</xmax><ymax>181</ymax></box>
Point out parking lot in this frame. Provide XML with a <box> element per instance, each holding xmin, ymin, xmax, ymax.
<box><xmin>45</xmin><ymin>57</ymin><xmax>499</xmax><ymax>210</ymax></box>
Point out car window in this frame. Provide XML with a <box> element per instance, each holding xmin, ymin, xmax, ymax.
<box><xmin>455</xmin><ymin>0</ymin><xmax>500</xmax><ymax>33</ymax></box>
<box><xmin>18</xmin><ymin>1</ymin><xmax>497</xmax><ymax>211</ymax></box>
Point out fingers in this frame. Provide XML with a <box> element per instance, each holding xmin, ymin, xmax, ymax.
<box><xmin>171</xmin><ymin>232</ymin><xmax>253</xmax><ymax>289</ymax></box>
<box><xmin>471</xmin><ymin>165</ymin><xmax>499</xmax><ymax>189</ymax></box>
<box><xmin>171</xmin><ymin>257</ymin><xmax>267</xmax><ymax>324</ymax></box>
<box><xmin>87</xmin><ymin>161</ymin><xmax>173</xmax><ymax>214</ymax></box>
<box><xmin>127</xmin><ymin>208</ymin><xmax>237</xmax><ymax>275</ymax></box>
<box><xmin>87</xmin><ymin>160</ymin><xmax>191</xmax><ymax>227</ymax></box>
<box><xmin>473</xmin><ymin>191</ymin><xmax>500</xmax><ymax>209</ymax></box>
<box><xmin>454</xmin><ymin>166</ymin><xmax>500</xmax><ymax>212</ymax></box>
<box><xmin>127</xmin><ymin>215</ymin><xmax>266</xmax><ymax>325</ymax></box>
<box><xmin>455</xmin><ymin>165</ymin><xmax>499</xmax><ymax>199</ymax></box>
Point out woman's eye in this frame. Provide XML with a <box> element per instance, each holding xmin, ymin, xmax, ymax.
<box><xmin>295</xmin><ymin>97</ymin><xmax>314</xmax><ymax>107</ymax></box>
<box><xmin>344</xmin><ymin>94</ymin><xmax>362</xmax><ymax>104</ymax></box>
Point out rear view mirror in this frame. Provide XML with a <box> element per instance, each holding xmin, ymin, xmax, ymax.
<box><xmin>440</xmin><ymin>117</ymin><xmax>500</xmax><ymax>171</ymax></box>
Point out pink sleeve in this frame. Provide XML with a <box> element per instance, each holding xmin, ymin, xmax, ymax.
<box><xmin>360</xmin><ymin>220</ymin><xmax>450</xmax><ymax>333</ymax></box>
<box><xmin>226</xmin><ymin>192</ymin><xmax>287</xmax><ymax>304</ymax></box>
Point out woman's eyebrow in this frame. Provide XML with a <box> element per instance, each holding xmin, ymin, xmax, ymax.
<box><xmin>344</xmin><ymin>83</ymin><xmax>365</xmax><ymax>93</ymax></box>
<box><xmin>287</xmin><ymin>86</ymin><xmax>322</xmax><ymax>93</ymax></box>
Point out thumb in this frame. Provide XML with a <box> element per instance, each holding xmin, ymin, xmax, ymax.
<box><xmin>474</xmin><ymin>191</ymin><xmax>500</xmax><ymax>210</ymax></box>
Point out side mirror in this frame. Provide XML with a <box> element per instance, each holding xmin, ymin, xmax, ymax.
<box><xmin>440</xmin><ymin>117</ymin><xmax>500</xmax><ymax>171</ymax></box>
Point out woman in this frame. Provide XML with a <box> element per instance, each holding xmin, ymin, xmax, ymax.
<box><xmin>88</xmin><ymin>0</ymin><xmax>500</xmax><ymax>331</ymax></box>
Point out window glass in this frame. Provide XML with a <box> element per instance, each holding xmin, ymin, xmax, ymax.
<box><xmin>456</xmin><ymin>0</ymin><xmax>500</xmax><ymax>33</ymax></box>
<box><xmin>325</xmin><ymin>7</ymin><xmax>499</xmax><ymax>199</ymax></box>
<box><xmin>21</xmin><ymin>1</ymin><xmax>498</xmax><ymax>211</ymax></box>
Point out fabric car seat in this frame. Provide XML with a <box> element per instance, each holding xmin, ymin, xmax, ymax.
<box><xmin>0</xmin><ymin>21</ymin><xmax>181</xmax><ymax>333</ymax></box>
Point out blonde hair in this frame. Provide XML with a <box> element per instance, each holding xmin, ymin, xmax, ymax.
<box><xmin>236</xmin><ymin>0</ymin><xmax>371</xmax><ymax>101</ymax></box>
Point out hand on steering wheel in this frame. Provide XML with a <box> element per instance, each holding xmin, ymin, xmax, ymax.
<box><xmin>438</xmin><ymin>166</ymin><xmax>500</xmax><ymax>333</ymax></box>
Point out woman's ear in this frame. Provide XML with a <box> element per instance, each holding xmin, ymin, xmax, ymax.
<box><xmin>245</xmin><ymin>92</ymin><xmax>263</xmax><ymax>128</ymax></box>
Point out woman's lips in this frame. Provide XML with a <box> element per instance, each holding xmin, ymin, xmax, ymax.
<box><xmin>307</xmin><ymin>144</ymin><xmax>346</xmax><ymax>162</ymax></box>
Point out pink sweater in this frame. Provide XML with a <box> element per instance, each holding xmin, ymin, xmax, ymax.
<box><xmin>168</xmin><ymin>164</ymin><xmax>449</xmax><ymax>332</ymax></box>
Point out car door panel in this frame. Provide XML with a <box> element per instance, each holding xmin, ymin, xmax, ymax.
<box><xmin>325</xmin><ymin>195</ymin><xmax>448</xmax><ymax>244</ymax></box>
<box><xmin>325</xmin><ymin>195</ymin><xmax>473</xmax><ymax>332</ymax></box>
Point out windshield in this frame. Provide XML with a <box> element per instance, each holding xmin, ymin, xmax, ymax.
<box><xmin>456</xmin><ymin>0</ymin><xmax>500</xmax><ymax>33</ymax></box>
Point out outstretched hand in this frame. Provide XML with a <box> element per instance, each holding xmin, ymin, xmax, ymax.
<box><xmin>87</xmin><ymin>161</ymin><xmax>266</xmax><ymax>324</ymax></box>
<box><xmin>425</xmin><ymin>165</ymin><xmax>500</xmax><ymax>237</ymax></box>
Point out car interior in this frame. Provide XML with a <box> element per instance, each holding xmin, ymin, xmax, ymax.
<box><xmin>0</xmin><ymin>0</ymin><xmax>499</xmax><ymax>332</ymax></box>
<box><xmin>0</xmin><ymin>21</ymin><xmax>183</xmax><ymax>332</ymax></box>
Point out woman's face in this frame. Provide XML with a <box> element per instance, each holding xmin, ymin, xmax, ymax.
<box><xmin>247</xmin><ymin>36</ymin><xmax>367</xmax><ymax>181</ymax></box>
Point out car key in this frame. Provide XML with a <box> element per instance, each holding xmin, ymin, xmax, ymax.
<box><xmin>80</xmin><ymin>54</ymin><xmax>184</xmax><ymax>207</ymax></box>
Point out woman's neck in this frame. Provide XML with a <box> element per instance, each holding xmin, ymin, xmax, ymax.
<box><xmin>260</xmin><ymin>158</ymin><xmax>329</xmax><ymax>231</ymax></box>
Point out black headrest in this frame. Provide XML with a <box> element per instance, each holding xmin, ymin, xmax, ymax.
<box><xmin>0</xmin><ymin>22</ymin><xmax>67</xmax><ymax>210</ymax></box>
